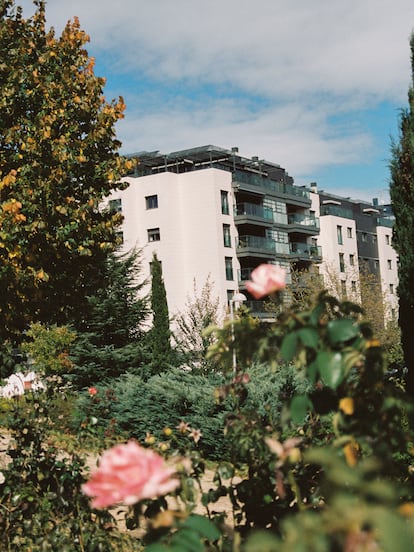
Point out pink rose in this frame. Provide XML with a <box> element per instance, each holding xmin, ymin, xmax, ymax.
<box><xmin>82</xmin><ymin>441</ymin><xmax>180</xmax><ymax>508</ymax></box>
<box><xmin>245</xmin><ymin>264</ymin><xmax>286</xmax><ymax>299</ymax></box>
<box><xmin>88</xmin><ymin>387</ymin><xmax>98</xmax><ymax>396</ymax></box>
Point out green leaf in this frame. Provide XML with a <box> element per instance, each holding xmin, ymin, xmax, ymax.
<box><xmin>216</xmin><ymin>462</ymin><xmax>235</xmax><ymax>480</ymax></box>
<box><xmin>280</xmin><ymin>331</ymin><xmax>298</xmax><ymax>361</ymax></box>
<box><xmin>290</xmin><ymin>394</ymin><xmax>312</xmax><ymax>423</ymax></box>
<box><xmin>297</xmin><ymin>327</ymin><xmax>319</xmax><ymax>349</ymax></box>
<box><xmin>183</xmin><ymin>514</ymin><xmax>221</xmax><ymax>542</ymax></box>
<box><xmin>327</xmin><ymin>319</ymin><xmax>359</xmax><ymax>346</ymax></box>
<box><xmin>317</xmin><ymin>351</ymin><xmax>344</xmax><ymax>389</ymax></box>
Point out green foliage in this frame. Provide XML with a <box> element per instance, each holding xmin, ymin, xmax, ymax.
<box><xmin>389</xmin><ymin>31</ymin><xmax>414</xmax><ymax>394</ymax></box>
<box><xmin>149</xmin><ymin>253</ymin><xmax>173</xmax><ymax>375</ymax></box>
<box><xmin>173</xmin><ymin>277</ymin><xmax>222</xmax><ymax>374</ymax></box>
<box><xmin>21</xmin><ymin>322</ymin><xmax>76</xmax><ymax>376</ymax></box>
<box><xmin>0</xmin><ymin>0</ymin><xmax>134</xmax><ymax>342</ymax></box>
<box><xmin>70</xmin><ymin>249</ymin><xmax>150</xmax><ymax>388</ymax></box>
<box><xmin>0</xmin><ymin>387</ymin><xmax>140</xmax><ymax>550</ymax></box>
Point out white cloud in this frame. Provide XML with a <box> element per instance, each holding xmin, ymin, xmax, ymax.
<box><xmin>15</xmin><ymin>0</ymin><xmax>414</xmax><ymax>193</ymax></box>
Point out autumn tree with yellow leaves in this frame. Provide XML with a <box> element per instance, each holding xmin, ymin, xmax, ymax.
<box><xmin>0</xmin><ymin>0</ymin><xmax>133</xmax><ymax>341</ymax></box>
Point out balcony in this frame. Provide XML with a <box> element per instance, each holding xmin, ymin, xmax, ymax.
<box><xmin>287</xmin><ymin>213</ymin><xmax>320</xmax><ymax>233</ymax></box>
<box><xmin>320</xmin><ymin>205</ymin><xmax>353</xmax><ymax>219</ymax></box>
<box><xmin>235</xmin><ymin>202</ymin><xmax>274</xmax><ymax>226</ymax></box>
<box><xmin>245</xmin><ymin>300</ymin><xmax>278</xmax><ymax>320</ymax></box>
<box><xmin>377</xmin><ymin>216</ymin><xmax>394</xmax><ymax>228</ymax></box>
<box><xmin>232</xmin><ymin>171</ymin><xmax>310</xmax><ymax>206</ymax></box>
<box><xmin>237</xmin><ymin>235</ymin><xmax>275</xmax><ymax>258</ymax></box>
<box><xmin>289</xmin><ymin>242</ymin><xmax>322</xmax><ymax>261</ymax></box>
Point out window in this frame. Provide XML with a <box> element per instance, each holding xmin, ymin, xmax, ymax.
<box><xmin>389</xmin><ymin>284</ymin><xmax>394</xmax><ymax>294</ymax></box>
<box><xmin>372</xmin><ymin>234</ymin><xmax>377</xmax><ymax>244</ymax></box>
<box><xmin>223</xmin><ymin>224</ymin><xmax>231</xmax><ymax>247</ymax></box>
<box><xmin>387</xmin><ymin>259</ymin><xmax>392</xmax><ymax>270</ymax></box>
<box><xmin>109</xmin><ymin>198</ymin><xmax>122</xmax><ymax>212</ymax></box>
<box><xmin>145</xmin><ymin>194</ymin><xmax>158</xmax><ymax>209</ymax></box>
<box><xmin>339</xmin><ymin>252</ymin><xmax>345</xmax><ymax>272</ymax></box>
<box><xmin>361</xmin><ymin>232</ymin><xmax>367</xmax><ymax>242</ymax></box>
<box><xmin>221</xmin><ymin>190</ymin><xmax>229</xmax><ymax>215</ymax></box>
<box><xmin>225</xmin><ymin>257</ymin><xmax>233</xmax><ymax>280</ymax></box>
<box><xmin>385</xmin><ymin>234</ymin><xmax>390</xmax><ymax>245</ymax></box>
<box><xmin>337</xmin><ymin>225</ymin><xmax>343</xmax><ymax>245</ymax></box>
<box><xmin>341</xmin><ymin>280</ymin><xmax>347</xmax><ymax>297</ymax></box>
<box><xmin>351</xmin><ymin>280</ymin><xmax>357</xmax><ymax>293</ymax></box>
<box><xmin>347</xmin><ymin>227</ymin><xmax>353</xmax><ymax>238</ymax></box>
<box><xmin>349</xmin><ymin>254</ymin><xmax>355</xmax><ymax>266</ymax></box>
<box><xmin>147</xmin><ymin>227</ymin><xmax>160</xmax><ymax>242</ymax></box>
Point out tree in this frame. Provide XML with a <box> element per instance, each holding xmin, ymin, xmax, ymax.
<box><xmin>173</xmin><ymin>277</ymin><xmax>222</xmax><ymax>374</ymax></box>
<box><xmin>389</xmin><ymin>32</ymin><xmax>414</xmax><ymax>395</ymax></box>
<box><xmin>69</xmin><ymin>249</ymin><xmax>150</xmax><ymax>388</ymax></box>
<box><xmin>0</xmin><ymin>1</ymin><xmax>133</xmax><ymax>342</ymax></box>
<box><xmin>149</xmin><ymin>253</ymin><xmax>172</xmax><ymax>375</ymax></box>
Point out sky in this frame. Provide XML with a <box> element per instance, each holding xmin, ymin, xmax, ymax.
<box><xmin>16</xmin><ymin>0</ymin><xmax>414</xmax><ymax>203</ymax></box>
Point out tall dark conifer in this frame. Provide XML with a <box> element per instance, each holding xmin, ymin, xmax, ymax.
<box><xmin>149</xmin><ymin>253</ymin><xmax>172</xmax><ymax>374</ymax></box>
<box><xmin>389</xmin><ymin>32</ymin><xmax>414</xmax><ymax>395</ymax></box>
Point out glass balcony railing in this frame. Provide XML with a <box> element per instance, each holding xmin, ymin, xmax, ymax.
<box><xmin>235</xmin><ymin>203</ymin><xmax>274</xmax><ymax>221</ymax></box>
<box><xmin>237</xmin><ymin>235</ymin><xmax>275</xmax><ymax>252</ymax></box>
<box><xmin>377</xmin><ymin>216</ymin><xmax>394</xmax><ymax>228</ymax></box>
<box><xmin>289</xmin><ymin>242</ymin><xmax>322</xmax><ymax>258</ymax></box>
<box><xmin>233</xmin><ymin>171</ymin><xmax>310</xmax><ymax>200</ymax></box>
<box><xmin>320</xmin><ymin>205</ymin><xmax>353</xmax><ymax>219</ymax></box>
<box><xmin>287</xmin><ymin>213</ymin><xmax>320</xmax><ymax>229</ymax></box>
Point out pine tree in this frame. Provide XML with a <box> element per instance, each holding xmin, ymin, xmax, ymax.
<box><xmin>149</xmin><ymin>253</ymin><xmax>172</xmax><ymax>375</ymax></box>
<box><xmin>70</xmin><ymin>249</ymin><xmax>150</xmax><ymax>388</ymax></box>
<box><xmin>389</xmin><ymin>32</ymin><xmax>414</xmax><ymax>395</ymax></box>
<box><xmin>0</xmin><ymin>1</ymin><xmax>133</xmax><ymax>341</ymax></box>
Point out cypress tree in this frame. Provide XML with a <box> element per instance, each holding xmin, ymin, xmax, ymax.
<box><xmin>149</xmin><ymin>253</ymin><xmax>172</xmax><ymax>374</ymax></box>
<box><xmin>389</xmin><ymin>32</ymin><xmax>414</xmax><ymax>395</ymax></box>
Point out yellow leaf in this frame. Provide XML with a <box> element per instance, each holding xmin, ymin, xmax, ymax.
<box><xmin>339</xmin><ymin>397</ymin><xmax>354</xmax><ymax>416</ymax></box>
<box><xmin>344</xmin><ymin>440</ymin><xmax>360</xmax><ymax>467</ymax></box>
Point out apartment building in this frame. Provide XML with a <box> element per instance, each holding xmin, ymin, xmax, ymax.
<box><xmin>107</xmin><ymin>144</ymin><xmax>398</xmax><ymax>322</ymax></box>
<box><xmin>107</xmin><ymin>145</ymin><xmax>321</xmax><ymax>319</ymax></box>
<box><xmin>312</xmin><ymin>187</ymin><xmax>398</xmax><ymax>318</ymax></box>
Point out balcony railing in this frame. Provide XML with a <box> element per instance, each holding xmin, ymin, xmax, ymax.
<box><xmin>237</xmin><ymin>235</ymin><xmax>275</xmax><ymax>252</ymax></box>
<box><xmin>233</xmin><ymin>171</ymin><xmax>310</xmax><ymax>200</ymax></box>
<box><xmin>320</xmin><ymin>205</ymin><xmax>353</xmax><ymax>219</ymax></box>
<box><xmin>287</xmin><ymin>213</ymin><xmax>320</xmax><ymax>230</ymax></box>
<box><xmin>235</xmin><ymin>202</ymin><xmax>274</xmax><ymax>221</ymax></box>
<box><xmin>290</xmin><ymin>242</ymin><xmax>322</xmax><ymax>259</ymax></box>
<box><xmin>377</xmin><ymin>216</ymin><xmax>394</xmax><ymax>228</ymax></box>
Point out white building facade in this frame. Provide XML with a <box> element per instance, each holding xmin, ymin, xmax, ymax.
<box><xmin>108</xmin><ymin>145</ymin><xmax>320</xmax><ymax>320</ymax></box>
<box><xmin>107</xmin><ymin>145</ymin><xmax>398</xmax><ymax>323</ymax></box>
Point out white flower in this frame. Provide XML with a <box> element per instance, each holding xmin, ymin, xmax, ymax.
<box><xmin>0</xmin><ymin>472</ymin><xmax>5</xmax><ymax>485</ymax></box>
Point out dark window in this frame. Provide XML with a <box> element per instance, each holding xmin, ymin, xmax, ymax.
<box><xmin>339</xmin><ymin>252</ymin><xmax>345</xmax><ymax>272</ymax></box>
<box><xmin>148</xmin><ymin>228</ymin><xmax>160</xmax><ymax>242</ymax></box>
<box><xmin>109</xmin><ymin>198</ymin><xmax>122</xmax><ymax>212</ymax></box>
<box><xmin>341</xmin><ymin>280</ymin><xmax>347</xmax><ymax>297</ymax></box>
<box><xmin>223</xmin><ymin>224</ymin><xmax>231</xmax><ymax>247</ymax></box>
<box><xmin>387</xmin><ymin>259</ymin><xmax>392</xmax><ymax>269</ymax></box>
<box><xmin>146</xmin><ymin>195</ymin><xmax>158</xmax><ymax>209</ymax></box>
<box><xmin>349</xmin><ymin>254</ymin><xmax>355</xmax><ymax>266</ymax></box>
<box><xmin>221</xmin><ymin>191</ymin><xmax>229</xmax><ymax>215</ymax></box>
<box><xmin>337</xmin><ymin>225</ymin><xmax>343</xmax><ymax>245</ymax></box>
<box><xmin>225</xmin><ymin>257</ymin><xmax>233</xmax><ymax>280</ymax></box>
<box><xmin>351</xmin><ymin>280</ymin><xmax>357</xmax><ymax>293</ymax></box>
<box><xmin>386</xmin><ymin>234</ymin><xmax>390</xmax><ymax>245</ymax></box>
<box><xmin>389</xmin><ymin>284</ymin><xmax>394</xmax><ymax>294</ymax></box>
<box><xmin>347</xmin><ymin>227</ymin><xmax>353</xmax><ymax>238</ymax></box>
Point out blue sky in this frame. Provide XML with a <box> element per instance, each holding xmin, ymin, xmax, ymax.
<box><xmin>18</xmin><ymin>0</ymin><xmax>414</xmax><ymax>203</ymax></box>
